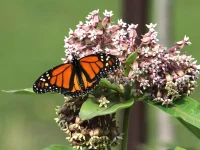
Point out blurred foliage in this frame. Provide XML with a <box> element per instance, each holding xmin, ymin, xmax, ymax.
<box><xmin>1</xmin><ymin>0</ymin><xmax>200</xmax><ymax>150</ymax></box>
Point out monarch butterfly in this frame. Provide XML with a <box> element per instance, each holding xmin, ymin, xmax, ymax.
<box><xmin>33</xmin><ymin>53</ymin><xmax>120</xmax><ymax>97</ymax></box>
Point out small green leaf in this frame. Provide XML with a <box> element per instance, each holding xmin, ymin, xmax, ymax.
<box><xmin>43</xmin><ymin>145</ymin><xmax>73</xmax><ymax>150</ymax></box>
<box><xmin>174</xmin><ymin>146</ymin><xmax>187</xmax><ymax>150</ymax></box>
<box><xmin>2</xmin><ymin>88</ymin><xmax>57</xmax><ymax>95</ymax></box>
<box><xmin>99</xmin><ymin>78</ymin><xmax>119</xmax><ymax>92</ymax></box>
<box><xmin>2</xmin><ymin>88</ymin><xmax>34</xmax><ymax>94</ymax></box>
<box><xmin>178</xmin><ymin>118</ymin><xmax>200</xmax><ymax>139</ymax></box>
<box><xmin>79</xmin><ymin>97</ymin><xmax>134</xmax><ymax>120</ymax></box>
<box><xmin>143</xmin><ymin>96</ymin><xmax>200</xmax><ymax>134</ymax></box>
<box><xmin>124</xmin><ymin>50</ymin><xmax>138</xmax><ymax>76</ymax></box>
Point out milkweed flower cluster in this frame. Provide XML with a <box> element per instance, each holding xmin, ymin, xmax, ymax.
<box><xmin>56</xmin><ymin>9</ymin><xmax>200</xmax><ymax>150</ymax></box>
<box><xmin>128</xmin><ymin>27</ymin><xmax>200</xmax><ymax>105</ymax></box>
<box><xmin>55</xmin><ymin>96</ymin><xmax>122</xmax><ymax>150</ymax></box>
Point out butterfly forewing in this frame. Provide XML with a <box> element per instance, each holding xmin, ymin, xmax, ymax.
<box><xmin>33</xmin><ymin>63</ymin><xmax>75</xmax><ymax>94</ymax></box>
<box><xmin>79</xmin><ymin>53</ymin><xmax>119</xmax><ymax>82</ymax></box>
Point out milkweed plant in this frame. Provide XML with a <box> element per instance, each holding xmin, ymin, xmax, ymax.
<box><xmin>4</xmin><ymin>10</ymin><xmax>200</xmax><ymax>150</ymax></box>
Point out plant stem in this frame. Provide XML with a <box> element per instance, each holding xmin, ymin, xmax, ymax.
<box><xmin>121</xmin><ymin>107</ymin><xmax>132</xmax><ymax>150</ymax></box>
<box><xmin>107</xmin><ymin>146</ymin><xmax>111</xmax><ymax>150</ymax></box>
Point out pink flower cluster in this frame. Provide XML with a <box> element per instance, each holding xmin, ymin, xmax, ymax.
<box><xmin>129</xmin><ymin>32</ymin><xmax>200</xmax><ymax>105</ymax></box>
<box><xmin>62</xmin><ymin>9</ymin><xmax>138</xmax><ymax>63</ymax></box>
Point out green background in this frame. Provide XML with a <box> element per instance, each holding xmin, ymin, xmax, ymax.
<box><xmin>0</xmin><ymin>0</ymin><xmax>200</xmax><ymax>150</ymax></box>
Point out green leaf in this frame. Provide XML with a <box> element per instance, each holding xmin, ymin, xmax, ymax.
<box><xmin>143</xmin><ymin>96</ymin><xmax>200</xmax><ymax>135</ymax></box>
<box><xmin>79</xmin><ymin>97</ymin><xmax>134</xmax><ymax>120</ymax></box>
<box><xmin>99</xmin><ymin>78</ymin><xmax>119</xmax><ymax>92</ymax></box>
<box><xmin>174</xmin><ymin>146</ymin><xmax>187</xmax><ymax>150</ymax></box>
<box><xmin>2</xmin><ymin>88</ymin><xmax>56</xmax><ymax>95</ymax></box>
<box><xmin>42</xmin><ymin>145</ymin><xmax>73</xmax><ymax>150</ymax></box>
<box><xmin>177</xmin><ymin>118</ymin><xmax>200</xmax><ymax>139</ymax></box>
<box><xmin>124</xmin><ymin>50</ymin><xmax>138</xmax><ymax>76</ymax></box>
<box><xmin>2</xmin><ymin>88</ymin><xmax>34</xmax><ymax>94</ymax></box>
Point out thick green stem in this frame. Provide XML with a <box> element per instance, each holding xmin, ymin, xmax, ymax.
<box><xmin>121</xmin><ymin>107</ymin><xmax>132</xmax><ymax>150</ymax></box>
<box><xmin>107</xmin><ymin>146</ymin><xmax>111</xmax><ymax>150</ymax></box>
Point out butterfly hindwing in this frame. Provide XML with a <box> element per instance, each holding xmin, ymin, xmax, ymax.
<box><xmin>81</xmin><ymin>72</ymin><xmax>100</xmax><ymax>92</ymax></box>
<box><xmin>61</xmin><ymin>72</ymin><xmax>83</xmax><ymax>97</ymax></box>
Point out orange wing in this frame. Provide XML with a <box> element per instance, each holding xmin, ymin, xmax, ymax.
<box><xmin>33</xmin><ymin>63</ymin><xmax>77</xmax><ymax>96</ymax></box>
<box><xmin>79</xmin><ymin>53</ymin><xmax>120</xmax><ymax>82</ymax></box>
<box><xmin>75</xmin><ymin>53</ymin><xmax>120</xmax><ymax>94</ymax></box>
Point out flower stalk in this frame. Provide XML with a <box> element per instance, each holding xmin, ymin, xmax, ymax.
<box><xmin>121</xmin><ymin>107</ymin><xmax>132</xmax><ymax>150</ymax></box>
